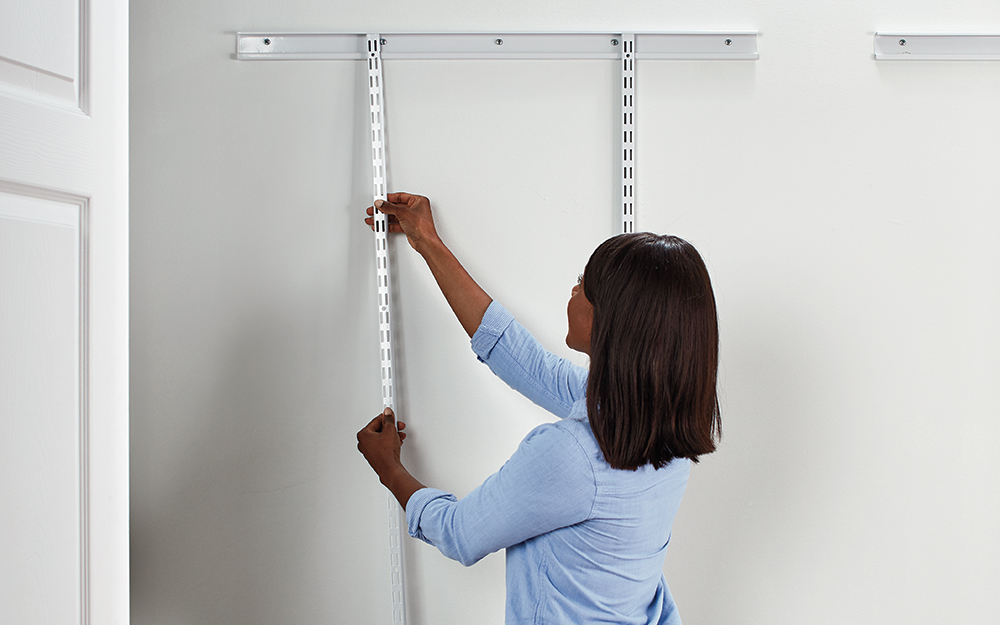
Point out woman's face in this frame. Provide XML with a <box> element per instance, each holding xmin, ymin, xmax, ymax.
<box><xmin>566</xmin><ymin>275</ymin><xmax>594</xmax><ymax>355</ymax></box>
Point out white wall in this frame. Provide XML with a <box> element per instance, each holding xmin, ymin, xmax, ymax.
<box><xmin>130</xmin><ymin>1</ymin><xmax>1000</xmax><ymax>624</ymax></box>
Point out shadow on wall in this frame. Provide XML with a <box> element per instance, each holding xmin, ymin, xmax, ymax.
<box><xmin>130</xmin><ymin>238</ymin><xmax>402</xmax><ymax>623</ymax></box>
<box><xmin>130</xmin><ymin>298</ymin><xmax>324</xmax><ymax>621</ymax></box>
<box><xmin>130</xmin><ymin>60</ymin><xmax>406</xmax><ymax>624</ymax></box>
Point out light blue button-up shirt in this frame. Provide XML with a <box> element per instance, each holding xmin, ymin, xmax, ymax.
<box><xmin>406</xmin><ymin>301</ymin><xmax>689</xmax><ymax>624</ymax></box>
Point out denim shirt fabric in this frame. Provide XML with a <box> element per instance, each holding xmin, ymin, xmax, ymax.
<box><xmin>405</xmin><ymin>301</ymin><xmax>689</xmax><ymax>625</ymax></box>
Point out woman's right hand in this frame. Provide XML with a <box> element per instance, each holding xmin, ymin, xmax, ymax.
<box><xmin>364</xmin><ymin>192</ymin><xmax>441</xmax><ymax>256</ymax></box>
<box><xmin>364</xmin><ymin>191</ymin><xmax>492</xmax><ymax>337</ymax></box>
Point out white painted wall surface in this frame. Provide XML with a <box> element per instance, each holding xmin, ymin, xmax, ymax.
<box><xmin>130</xmin><ymin>1</ymin><xmax>1000</xmax><ymax>624</ymax></box>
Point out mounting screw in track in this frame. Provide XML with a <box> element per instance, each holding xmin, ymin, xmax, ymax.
<box><xmin>495</xmin><ymin>38</ymin><xmax>503</xmax><ymax>45</ymax></box>
<box><xmin>612</xmin><ymin>39</ymin><xmax>619</xmax><ymax>46</ymax></box>
<box><xmin>899</xmin><ymin>39</ymin><xmax>907</xmax><ymax>46</ymax></box>
<box><xmin>725</xmin><ymin>38</ymin><xmax>733</xmax><ymax>46</ymax></box>
<box><xmin>380</xmin><ymin>38</ymin><xmax>387</xmax><ymax>46</ymax></box>
<box><xmin>263</xmin><ymin>38</ymin><xmax>271</xmax><ymax>46</ymax></box>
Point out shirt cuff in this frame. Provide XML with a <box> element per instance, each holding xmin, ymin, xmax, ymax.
<box><xmin>470</xmin><ymin>300</ymin><xmax>515</xmax><ymax>361</ymax></box>
<box><xmin>406</xmin><ymin>487</ymin><xmax>457</xmax><ymax>542</ymax></box>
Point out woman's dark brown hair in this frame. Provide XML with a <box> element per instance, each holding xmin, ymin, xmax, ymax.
<box><xmin>583</xmin><ymin>233</ymin><xmax>721</xmax><ymax>470</ymax></box>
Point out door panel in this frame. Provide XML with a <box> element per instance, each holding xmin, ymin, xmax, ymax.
<box><xmin>0</xmin><ymin>0</ymin><xmax>127</xmax><ymax>622</ymax></box>
<box><xmin>0</xmin><ymin>192</ymin><xmax>83</xmax><ymax>624</ymax></box>
<box><xmin>0</xmin><ymin>0</ymin><xmax>80</xmax><ymax>106</ymax></box>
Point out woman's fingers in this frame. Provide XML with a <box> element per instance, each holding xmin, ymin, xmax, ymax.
<box><xmin>387</xmin><ymin>191</ymin><xmax>419</xmax><ymax>205</ymax></box>
<box><xmin>357</xmin><ymin>409</ymin><xmax>407</xmax><ymax>477</ymax></box>
<box><xmin>374</xmin><ymin>198</ymin><xmax>402</xmax><ymax>215</ymax></box>
<box><xmin>364</xmin><ymin>212</ymin><xmax>403</xmax><ymax>232</ymax></box>
<box><xmin>360</xmin><ymin>413</ymin><xmax>384</xmax><ymax>436</ymax></box>
<box><xmin>363</xmin><ymin>193</ymin><xmax>436</xmax><ymax>253</ymax></box>
<box><xmin>357</xmin><ymin>410</ymin><xmax>401</xmax><ymax>449</ymax></box>
<box><xmin>365</xmin><ymin>213</ymin><xmax>400</xmax><ymax>223</ymax></box>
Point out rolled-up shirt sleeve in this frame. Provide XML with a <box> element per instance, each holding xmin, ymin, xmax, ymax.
<box><xmin>406</xmin><ymin>422</ymin><xmax>597</xmax><ymax>566</ymax></box>
<box><xmin>471</xmin><ymin>301</ymin><xmax>588</xmax><ymax>419</ymax></box>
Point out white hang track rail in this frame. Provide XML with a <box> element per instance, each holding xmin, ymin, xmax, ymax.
<box><xmin>235</xmin><ymin>31</ymin><xmax>759</xmax><ymax>61</ymax></box>
<box><xmin>874</xmin><ymin>33</ymin><xmax>1000</xmax><ymax>60</ymax></box>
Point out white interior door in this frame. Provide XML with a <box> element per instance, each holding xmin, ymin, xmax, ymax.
<box><xmin>0</xmin><ymin>0</ymin><xmax>128</xmax><ymax>623</ymax></box>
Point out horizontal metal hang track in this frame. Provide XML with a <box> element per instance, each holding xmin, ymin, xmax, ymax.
<box><xmin>874</xmin><ymin>33</ymin><xmax>1000</xmax><ymax>60</ymax></box>
<box><xmin>235</xmin><ymin>32</ymin><xmax>758</xmax><ymax>61</ymax></box>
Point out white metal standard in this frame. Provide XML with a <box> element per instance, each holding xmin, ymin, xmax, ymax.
<box><xmin>874</xmin><ymin>33</ymin><xmax>1000</xmax><ymax>60</ymax></box>
<box><xmin>235</xmin><ymin>32</ymin><xmax>758</xmax><ymax>61</ymax></box>
<box><xmin>366</xmin><ymin>33</ymin><xmax>407</xmax><ymax>625</ymax></box>
<box><xmin>620</xmin><ymin>33</ymin><xmax>635</xmax><ymax>234</ymax></box>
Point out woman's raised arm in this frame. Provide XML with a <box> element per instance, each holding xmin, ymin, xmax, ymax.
<box><xmin>365</xmin><ymin>192</ymin><xmax>492</xmax><ymax>337</ymax></box>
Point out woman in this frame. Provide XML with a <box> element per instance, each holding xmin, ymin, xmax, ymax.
<box><xmin>357</xmin><ymin>192</ymin><xmax>721</xmax><ymax>625</ymax></box>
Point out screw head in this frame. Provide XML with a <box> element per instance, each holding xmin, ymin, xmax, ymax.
<box><xmin>899</xmin><ymin>39</ymin><xmax>907</xmax><ymax>46</ymax></box>
<box><xmin>380</xmin><ymin>38</ymin><xmax>387</xmax><ymax>45</ymax></box>
<box><xmin>725</xmin><ymin>38</ymin><xmax>733</xmax><ymax>46</ymax></box>
<box><xmin>495</xmin><ymin>38</ymin><xmax>503</xmax><ymax>45</ymax></box>
<box><xmin>612</xmin><ymin>39</ymin><xmax>619</xmax><ymax>46</ymax></box>
<box><xmin>263</xmin><ymin>38</ymin><xmax>271</xmax><ymax>46</ymax></box>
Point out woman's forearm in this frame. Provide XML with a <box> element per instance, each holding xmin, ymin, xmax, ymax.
<box><xmin>418</xmin><ymin>236</ymin><xmax>492</xmax><ymax>338</ymax></box>
<box><xmin>382</xmin><ymin>465</ymin><xmax>426</xmax><ymax>511</ymax></box>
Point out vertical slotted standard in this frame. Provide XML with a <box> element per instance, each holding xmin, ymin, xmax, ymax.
<box><xmin>621</xmin><ymin>34</ymin><xmax>635</xmax><ymax>234</ymax></box>
<box><xmin>367</xmin><ymin>33</ymin><xmax>408</xmax><ymax>625</ymax></box>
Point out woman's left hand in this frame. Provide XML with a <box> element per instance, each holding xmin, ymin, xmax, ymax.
<box><xmin>357</xmin><ymin>408</ymin><xmax>425</xmax><ymax>510</ymax></box>
<box><xmin>357</xmin><ymin>408</ymin><xmax>407</xmax><ymax>481</ymax></box>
